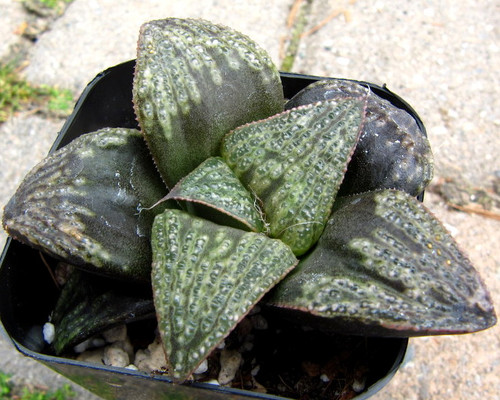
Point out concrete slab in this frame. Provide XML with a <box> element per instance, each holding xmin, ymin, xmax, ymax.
<box><xmin>0</xmin><ymin>334</ymin><xmax>100</xmax><ymax>399</ymax></box>
<box><xmin>23</xmin><ymin>0</ymin><xmax>292</xmax><ymax>94</ymax></box>
<box><xmin>293</xmin><ymin>0</ymin><xmax>500</xmax><ymax>187</ymax></box>
<box><xmin>0</xmin><ymin>1</ymin><xmax>498</xmax><ymax>399</ymax></box>
<box><xmin>0</xmin><ymin>113</ymin><xmax>64</xmax><ymax>248</ymax></box>
<box><xmin>0</xmin><ymin>0</ymin><xmax>27</xmax><ymax>60</ymax></box>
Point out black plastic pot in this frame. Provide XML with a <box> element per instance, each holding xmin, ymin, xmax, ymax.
<box><xmin>0</xmin><ymin>61</ymin><xmax>422</xmax><ymax>400</ymax></box>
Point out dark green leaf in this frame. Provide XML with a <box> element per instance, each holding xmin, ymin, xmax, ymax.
<box><xmin>2</xmin><ymin>128</ymin><xmax>168</xmax><ymax>281</ymax></box>
<box><xmin>133</xmin><ymin>18</ymin><xmax>284</xmax><ymax>187</ymax></box>
<box><xmin>285</xmin><ymin>79</ymin><xmax>434</xmax><ymax>196</ymax></box>
<box><xmin>51</xmin><ymin>269</ymin><xmax>154</xmax><ymax>355</ymax></box>
<box><xmin>166</xmin><ymin>157</ymin><xmax>265</xmax><ymax>232</ymax></box>
<box><xmin>268</xmin><ymin>189</ymin><xmax>496</xmax><ymax>336</ymax></box>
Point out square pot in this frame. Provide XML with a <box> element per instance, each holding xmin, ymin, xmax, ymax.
<box><xmin>0</xmin><ymin>61</ymin><xmax>419</xmax><ymax>400</ymax></box>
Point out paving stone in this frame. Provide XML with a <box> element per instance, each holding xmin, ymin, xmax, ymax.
<box><xmin>0</xmin><ymin>113</ymin><xmax>64</xmax><ymax>248</ymax></box>
<box><xmin>293</xmin><ymin>0</ymin><xmax>500</xmax><ymax>186</ymax></box>
<box><xmin>0</xmin><ymin>0</ymin><xmax>27</xmax><ymax>60</ymax></box>
<box><xmin>292</xmin><ymin>3</ymin><xmax>500</xmax><ymax>398</ymax></box>
<box><xmin>23</xmin><ymin>0</ymin><xmax>292</xmax><ymax>94</ymax></box>
<box><xmin>0</xmin><ymin>334</ymin><xmax>100</xmax><ymax>399</ymax></box>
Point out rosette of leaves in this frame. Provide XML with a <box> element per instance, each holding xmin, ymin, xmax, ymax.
<box><xmin>2</xmin><ymin>17</ymin><xmax>496</xmax><ymax>385</ymax></box>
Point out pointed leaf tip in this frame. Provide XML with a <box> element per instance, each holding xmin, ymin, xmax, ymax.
<box><xmin>166</xmin><ymin>157</ymin><xmax>265</xmax><ymax>232</ymax></box>
<box><xmin>222</xmin><ymin>97</ymin><xmax>366</xmax><ymax>255</ymax></box>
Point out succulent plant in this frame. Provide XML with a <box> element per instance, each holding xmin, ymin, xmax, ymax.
<box><xmin>2</xmin><ymin>17</ymin><xmax>496</xmax><ymax>390</ymax></box>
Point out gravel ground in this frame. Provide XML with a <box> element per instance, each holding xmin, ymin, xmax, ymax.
<box><xmin>0</xmin><ymin>1</ymin><xmax>498</xmax><ymax>399</ymax></box>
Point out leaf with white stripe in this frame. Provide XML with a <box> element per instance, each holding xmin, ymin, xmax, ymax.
<box><xmin>268</xmin><ymin>189</ymin><xmax>496</xmax><ymax>336</ymax></box>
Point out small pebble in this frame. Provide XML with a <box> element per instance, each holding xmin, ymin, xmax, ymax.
<box><xmin>320</xmin><ymin>374</ymin><xmax>330</xmax><ymax>382</ymax></box>
<box><xmin>77</xmin><ymin>348</ymin><xmax>104</xmax><ymax>365</ymax></box>
<box><xmin>240</xmin><ymin>341</ymin><xmax>254</xmax><ymax>352</ymax></box>
<box><xmin>125</xmin><ymin>364</ymin><xmax>138</xmax><ymax>370</ymax></box>
<box><xmin>134</xmin><ymin>349</ymin><xmax>150</xmax><ymax>371</ymax></box>
<box><xmin>73</xmin><ymin>336</ymin><xmax>105</xmax><ymax>353</ymax></box>
<box><xmin>194</xmin><ymin>359</ymin><xmax>208</xmax><ymax>375</ymax></box>
<box><xmin>116</xmin><ymin>337</ymin><xmax>135</xmax><ymax>361</ymax></box>
<box><xmin>218</xmin><ymin>349</ymin><xmax>242</xmax><ymax>385</ymax></box>
<box><xmin>148</xmin><ymin>339</ymin><xmax>168</xmax><ymax>367</ymax></box>
<box><xmin>74</xmin><ymin>339</ymin><xmax>92</xmax><ymax>353</ymax></box>
<box><xmin>252</xmin><ymin>379</ymin><xmax>267</xmax><ymax>393</ymax></box>
<box><xmin>277</xmin><ymin>383</ymin><xmax>287</xmax><ymax>392</ymax></box>
<box><xmin>352</xmin><ymin>377</ymin><xmax>366</xmax><ymax>393</ymax></box>
<box><xmin>135</xmin><ymin>338</ymin><xmax>167</xmax><ymax>372</ymax></box>
<box><xmin>42</xmin><ymin>322</ymin><xmax>55</xmax><ymax>344</ymax></box>
<box><xmin>90</xmin><ymin>337</ymin><xmax>106</xmax><ymax>348</ymax></box>
<box><xmin>103</xmin><ymin>343</ymin><xmax>130</xmax><ymax>368</ymax></box>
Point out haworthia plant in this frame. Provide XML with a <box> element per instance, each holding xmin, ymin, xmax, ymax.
<box><xmin>2</xmin><ymin>128</ymin><xmax>169</xmax><ymax>281</ymax></box>
<box><xmin>285</xmin><ymin>79</ymin><xmax>434</xmax><ymax>197</ymax></box>
<box><xmin>267</xmin><ymin>189</ymin><xmax>496</xmax><ymax>336</ymax></box>
<box><xmin>165</xmin><ymin>157</ymin><xmax>265</xmax><ymax>232</ymax></box>
<box><xmin>222</xmin><ymin>97</ymin><xmax>366</xmax><ymax>255</ymax></box>
<box><xmin>2</xmin><ymin>17</ymin><xmax>496</xmax><ymax>392</ymax></box>
<box><xmin>151</xmin><ymin>209</ymin><xmax>297</xmax><ymax>381</ymax></box>
<box><xmin>133</xmin><ymin>18</ymin><xmax>284</xmax><ymax>188</ymax></box>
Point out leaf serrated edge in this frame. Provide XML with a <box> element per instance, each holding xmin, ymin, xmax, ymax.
<box><xmin>269</xmin><ymin>189</ymin><xmax>497</xmax><ymax>336</ymax></box>
<box><xmin>221</xmin><ymin>96</ymin><xmax>367</xmax><ymax>146</ymax></box>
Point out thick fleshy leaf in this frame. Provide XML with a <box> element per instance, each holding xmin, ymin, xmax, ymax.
<box><xmin>267</xmin><ymin>189</ymin><xmax>496</xmax><ymax>336</ymax></box>
<box><xmin>133</xmin><ymin>18</ymin><xmax>284</xmax><ymax>187</ymax></box>
<box><xmin>222</xmin><ymin>98</ymin><xmax>365</xmax><ymax>255</ymax></box>
<box><xmin>151</xmin><ymin>209</ymin><xmax>297</xmax><ymax>382</ymax></box>
<box><xmin>2</xmin><ymin>128</ymin><xmax>168</xmax><ymax>281</ymax></box>
<box><xmin>166</xmin><ymin>157</ymin><xmax>265</xmax><ymax>232</ymax></box>
<box><xmin>51</xmin><ymin>269</ymin><xmax>154</xmax><ymax>355</ymax></box>
<box><xmin>285</xmin><ymin>79</ymin><xmax>434</xmax><ymax>196</ymax></box>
